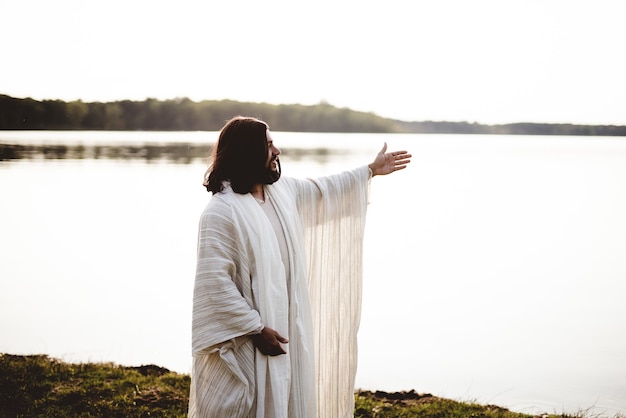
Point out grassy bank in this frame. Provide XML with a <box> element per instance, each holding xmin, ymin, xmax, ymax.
<box><xmin>0</xmin><ymin>354</ymin><xmax>621</xmax><ymax>417</ymax></box>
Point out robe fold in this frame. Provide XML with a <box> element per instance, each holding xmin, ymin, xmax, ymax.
<box><xmin>189</xmin><ymin>165</ymin><xmax>370</xmax><ymax>418</ymax></box>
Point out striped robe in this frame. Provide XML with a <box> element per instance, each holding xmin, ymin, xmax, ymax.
<box><xmin>189</xmin><ymin>166</ymin><xmax>370</xmax><ymax>418</ymax></box>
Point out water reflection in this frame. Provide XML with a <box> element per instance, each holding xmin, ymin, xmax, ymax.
<box><xmin>0</xmin><ymin>142</ymin><xmax>209</xmax><ymax>164</ymax></box>
<box><xmin>0</xmin><ymin>142</ymin><xmax>336</xmax><ymax>164</ymax></box>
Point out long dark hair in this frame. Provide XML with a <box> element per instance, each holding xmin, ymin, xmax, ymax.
<box><xmin>203</xmin><ymin>116</ymin><xmax>274</xmax><ymax>194</ymax></box>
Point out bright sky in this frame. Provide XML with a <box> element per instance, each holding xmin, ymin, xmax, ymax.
<box><xmin>2</xmin><ymin>0</ymin><xmax>625</xmax><ymax>125</ymax></box>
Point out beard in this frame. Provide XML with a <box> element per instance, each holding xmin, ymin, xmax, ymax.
<box><xmin>261</xmin><ymin>157</ymin><xmax>281</xmax><ymax>184</ymax></box>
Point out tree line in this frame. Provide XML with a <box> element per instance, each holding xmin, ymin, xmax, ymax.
<box><xmin>1</xmin><ymin>94</ymin><xmax>625</xmax><ymax>136</ymax></box>
<box><xmin>0</xmin><ymin>95</ymin><xmax>397</xmax><ymax>133</ymax></box>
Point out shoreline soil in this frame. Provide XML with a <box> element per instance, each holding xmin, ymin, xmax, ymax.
<box><xmin>1</xmin><ymin>354</ymin><xmax>622</xmax><ymax>418</ymax></box>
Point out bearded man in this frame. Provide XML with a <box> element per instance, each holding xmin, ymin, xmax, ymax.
<box><xmin>188</xmin><ymin>116</ymin><xmax>411</xmax><ymax>418</ymax></box>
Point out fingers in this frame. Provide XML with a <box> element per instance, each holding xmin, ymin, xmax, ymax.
<box><xmin>267</xmin><ymin>327</ymin><xmax>288</xmax><ymax>343</ymax></box>
<box><xmin>391</xmin><ymin>150</ymin><xmax>411</xmax><ymax>158</ymax></box>
<box><xmin>395</xmin><ymin>156</ymin><xmax>412</xmax><ymax>165</ymax></box>
<box><xmin>274</xmin><ymin>346</ymin><xmax>287</xmax><ymax>356</ymax></box>
<box><xmin>253</xmin><ymin>327</ymin><xmax>289</xmax><ymax>356</ymax></box>
<box><xmin>266</xmin><ymin>344</ymin><xmax>287</xmax><ymax>356</ymax></box>
<box><xmin>389</xmin><ymin>152</ymin><xmax>411</xmax><ymax>173</ymax></box>
<box><xmin>392</xmin><ymin>152</ymin><xmax>411</xmax><ymax>163</ymax></box>
<box><xmin>268</xmin><ymin>333</ymin><xmax>287</xmax><ymax>355</ymax></box>
<box><xmin>371</xmin><ymin>144</ymin><xmax>411</xmax><ymax>176</ymax></box>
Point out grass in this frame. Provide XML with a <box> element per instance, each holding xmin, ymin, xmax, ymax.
<box><xmin>1</xmin><ymin>353</ymin><xmax>623</xmax><ymax>417</ymax></box>
<box><xmin>0</xmin><ymin>354</ymin><xmax>189</xmax><ymax>417</ymax></box>
<box><xmin>354</xmin><ymin>390</ymin><xmax>624</xmax><ymax>418</ymax></box>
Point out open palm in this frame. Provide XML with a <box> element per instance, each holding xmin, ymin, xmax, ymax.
<box><xmin>369</xmin><ymin>142</ymin><xmax>412</xmax><ymax>176</ymax></box>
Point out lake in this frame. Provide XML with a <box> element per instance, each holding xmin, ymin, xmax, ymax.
<box><xmin>1</xmin><ymin>131</ymin><xmax>625</xmax><ymax>416</ymax></box>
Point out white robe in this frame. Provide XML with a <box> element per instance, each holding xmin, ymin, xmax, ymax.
<box><xmin>189</xmin><ymin>166</ymin><xmax>370</xmax><ymax>418</ymax></box>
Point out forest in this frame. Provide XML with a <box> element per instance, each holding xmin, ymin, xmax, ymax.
<box><xmin>1</xmin><ymin>94</ymin><xmax>625</xmax><ymax>136</ymax></box>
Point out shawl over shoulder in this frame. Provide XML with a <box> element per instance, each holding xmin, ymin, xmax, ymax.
<box><xmin>189</xmin><ymin>166</ymin><xmax>370</xmax><ymax>418</ymax></box>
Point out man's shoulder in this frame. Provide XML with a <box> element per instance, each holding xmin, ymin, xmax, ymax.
<box><xmin>201</xmin><ymin>193</ymin><xmax>233</xmax><ymax>217</ymax></box>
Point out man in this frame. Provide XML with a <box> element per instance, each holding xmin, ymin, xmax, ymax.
<box><xmin>189</xmin><ymin>116</ymin><xmax>411</xmax><ymax>418</ymax></box>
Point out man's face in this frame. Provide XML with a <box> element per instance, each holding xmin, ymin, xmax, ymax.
<box><xmin>265</xmin><ymin>129</ymin><xmax>281</xmax><ymax>172</ymax></box>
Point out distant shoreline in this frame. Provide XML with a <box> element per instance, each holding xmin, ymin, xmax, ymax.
<box><xmin>2</xmin><ymin>94</ymin><xmax>626</xmax><ymax>136</ymax></box>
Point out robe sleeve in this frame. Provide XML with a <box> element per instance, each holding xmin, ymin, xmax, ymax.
<box><xmin>191</xmin><ymin>196</ymin><xmax>263</xmax><ymax>355</ymax></box>
<box><xmin>282</xmin><ymin>165</ymin><xmax>371</xmax><ymax>418</ymax></box>
<box><xmin>281</xmin><ymin>165</ymin><xmax>370</xmax><ymax>225</ymax></box>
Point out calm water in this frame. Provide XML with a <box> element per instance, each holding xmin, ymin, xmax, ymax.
<box><xmin>1</xmin><ymin>131</ymin><xmax>625</xmax><ymax>416</ymax></box>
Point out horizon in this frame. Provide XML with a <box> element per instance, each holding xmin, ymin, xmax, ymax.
<box><xmin>1</xmin><ymin>1</ymin><xmax>626</xmax><ymax>126</ymax></box>
<box><xmin>4</xmin><ymin>93</ymin><xmax>626</xmax><ymax>128</ymax></box>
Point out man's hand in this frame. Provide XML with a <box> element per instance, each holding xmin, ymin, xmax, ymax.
<box><xmin>368</xmin><ymin>142</ymin><xmax>412</xmax><ymax>176</ymax></box>
<box><xmin>252</xmin><ymin>326</ymin><xmax>289</xmax><ymax>356</ymax></box>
